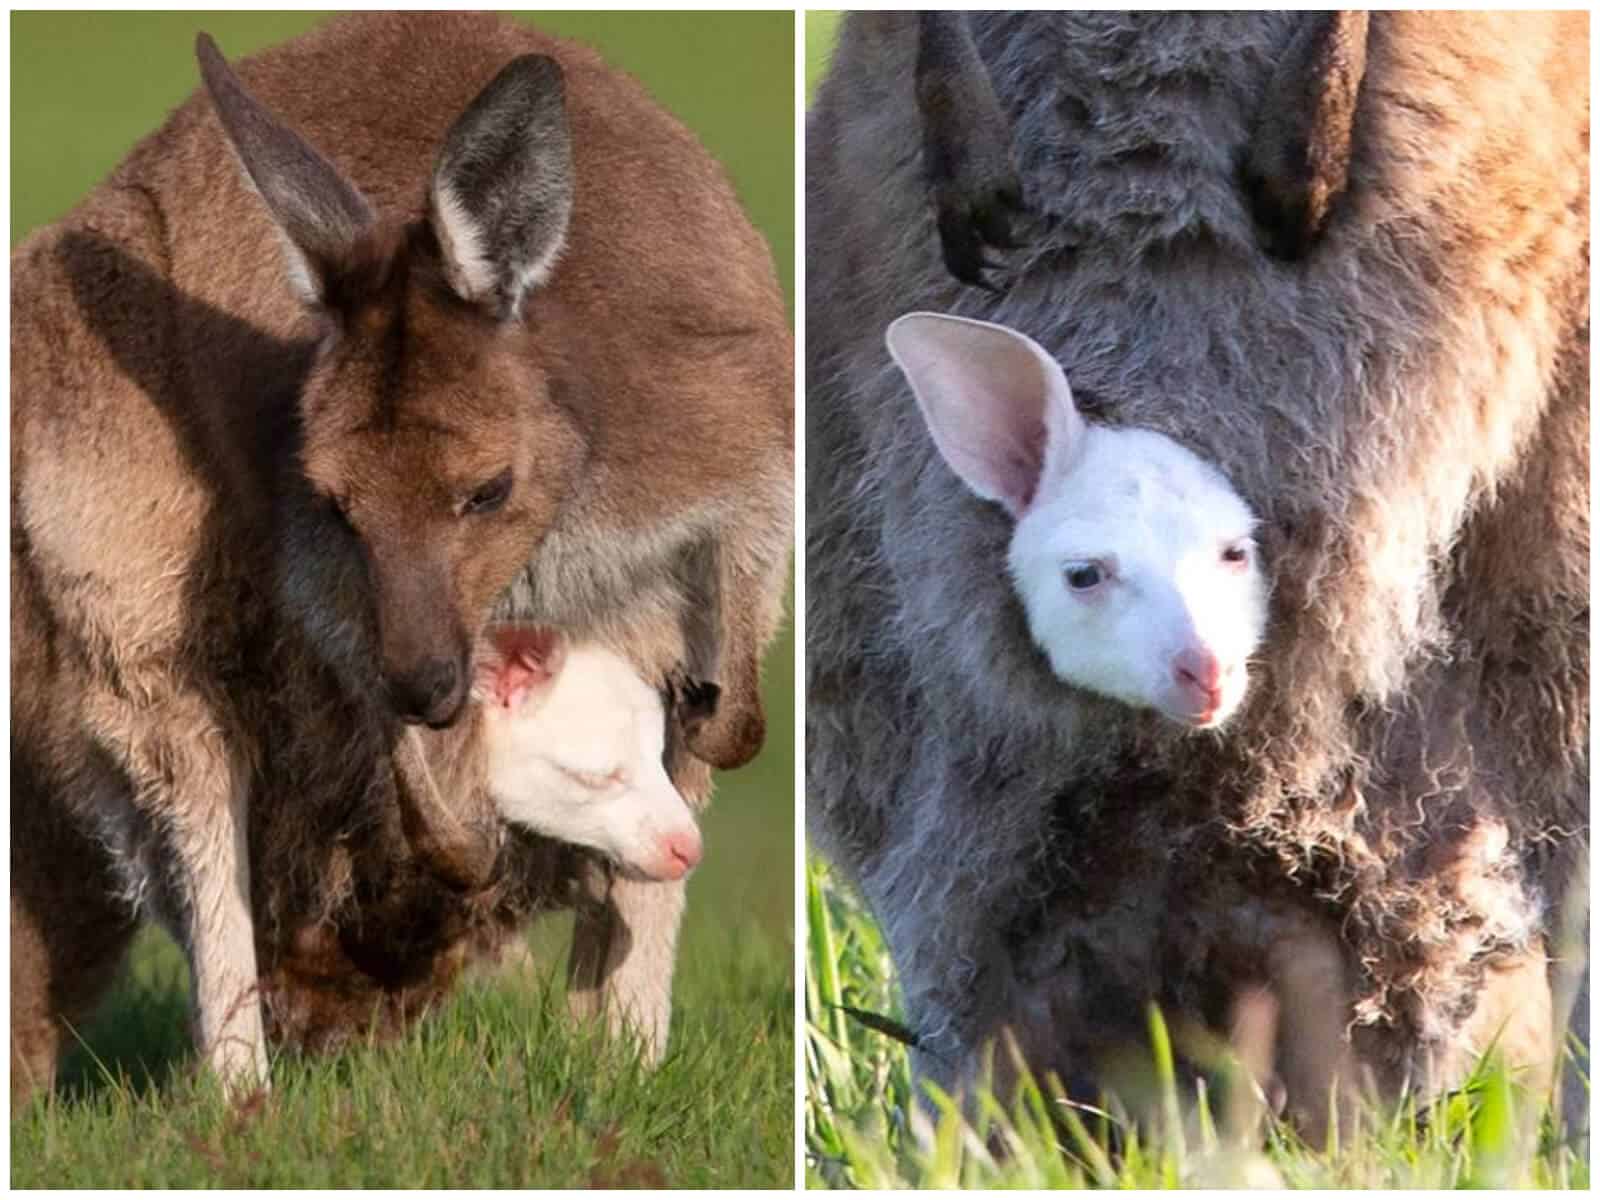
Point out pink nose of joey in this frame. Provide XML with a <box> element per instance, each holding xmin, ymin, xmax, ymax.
<box><xmin>1173</xmin><ymin>647</ymin><xmax>1224</xmax><ymax>712</ymax></box>
<box><xmin>654</xmin><ymin>830</ymin><xmax>703</xmax><ymax>881</ymax></box>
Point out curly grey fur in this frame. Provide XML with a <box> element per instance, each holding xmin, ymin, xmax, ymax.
<box><xmin>807</xmin><ymin>11</ymin><xmax>1588</xmax><ymax>1133</ymax></box>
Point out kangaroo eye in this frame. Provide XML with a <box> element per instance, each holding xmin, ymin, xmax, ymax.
<box><xmin>462</xmin><ymin>469</ymin><xmax>513</xmax><ymax>516</ymax></box>
<box><xmin>1221</xmin><ymin>540</ymin><xmax>1252</xmax><ymax>567</ymax></box>
<box><xmin>1064</xmin><ymin>562</ymin><xmax>1105</xmax><ymax>591</ymax></box>
<box><xmin>325</xmin><ymin>491</ymin><xmax>354</xmax><ymax>527</ymax></box>
<box><xmin>559</xmin><ymin>765</ymin><xmax>625</xmax><ymax>792</ymax></box>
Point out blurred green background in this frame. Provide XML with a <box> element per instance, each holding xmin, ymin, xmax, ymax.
<box><xmin>10</xmin><ymin>10</ymin><xmax>795</xmax><ymax>311</ymax></box>
<box><xmin>10</xmin><ymin>6</ymin><xmax>795</xmax><ymax>1049</ymax></box>
<box><xmin>806</xmin><ymin>9</ymin><xmax>841</xmax><ymax>95</ymax></box>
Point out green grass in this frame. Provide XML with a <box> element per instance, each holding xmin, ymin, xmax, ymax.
<box><xmin>805</xmin><ymin>11</ymin><xmax>841</xmax><ymax>98</ymax></box>
<box><xmin>14</xmin><ymin>919</ymin><xmax>790</xmax><ymax>1187</ymax></box>
<box><xmin>806</xmin><ymin>857</ymin><xmax>1589</xmax><ymax>1189</ymax></box>
<box><xmin>11</xmin><ymin>13</ymin><xmax>795</xmax><ymax>1186</ymax></box>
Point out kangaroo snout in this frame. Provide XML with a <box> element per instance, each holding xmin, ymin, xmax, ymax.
<box><xmin>1173</xmin><ymin>646</ymin><xmax>1222</xmax><ymax>699</ymax></box>
<box><xmin>651</xmin><ymin>828</ymin><xmax>703</xmax><ymax>881</ymax></box>
<box><xmin>388</xmin><ymin>656</ymin><xmax>468</xmax><ymax>728</ymax></box>
<box><xmin>1171</xmin><ymin>645</ymin><xmax>1245</xmax><ymax>727</ymax></box>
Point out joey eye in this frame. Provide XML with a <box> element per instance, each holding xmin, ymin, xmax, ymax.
<box><xmin>462</xmin><ymin>468</ymin><xmax>513</xmax><ymax>516</ymax></box>
<box><xmin>1221</xmin><ymin>540</ymin><xmax>1253</xmax><ymax>567</ymax></box>
<box><xmin>1064</xmin><ymin>562</ymin><xmax>1106</xmax><ymax>591</ymax></box>
<box><xmin>560</xmin><ymin>765</ymin><xmax>625</xmax><ymax>792</ymax></box>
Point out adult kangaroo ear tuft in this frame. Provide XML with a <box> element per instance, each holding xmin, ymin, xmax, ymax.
<box><xmin>196</xmin><ymin>32</ymin><xmax>379</xmax><ymax>305</ymax></box>
<box><xmin>429</xmin><ymin>55</ymin><xmax>574</xmax><ymax>319</ymax></box>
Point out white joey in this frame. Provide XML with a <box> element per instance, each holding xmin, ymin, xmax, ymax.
<box><xmin>887</xmin><ymin>312</ymin><xmax>1267</xmax><ymax>728</ymax></box>
<box><xmin>475</xmin><ymin>627</ymin><xmax>702</xmax><ymax>879</ymax></box>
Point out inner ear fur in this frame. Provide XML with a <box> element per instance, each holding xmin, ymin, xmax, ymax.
<box><xmin>477</xmin><ymin>624</ymin><xmax>566</xmax><ymax>707</ymax></box>
<box><xmin>428</xmin><ymin>54</ymin><xmax>575</xmax><ymax>320</ymax></box>
<box><xmin>886</xmin><ymin>311</ymin><xmax>1085</xmax><ymax>518</ymax></box>
<box><xmin>196</xmin><ymin>32</ymin><xmax>382</xmax><ymax>307</ymax></box>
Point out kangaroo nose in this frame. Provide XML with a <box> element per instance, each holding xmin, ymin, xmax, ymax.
<box><xmin>656</xmin><ymin>830</ymin><xmax>703</xmax><ymax>880</ymax></box>
<box><xmin>1174</xmin><ymin>647</ymin><xmax>1223</xmax><ymax>701</ymax></box>
<box><xmin>389</xmin><ymin>658</ymin><xmax>466</xmax><ymax>728</ymax></box>
<box><xmin>670</xmin><ymin>830</ymin><xmax>702</xmax><ymax>873</ymax></box>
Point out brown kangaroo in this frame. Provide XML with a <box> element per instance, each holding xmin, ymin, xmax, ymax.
<box><xmin>11</xmin><ymin>12</ymin><xmax>791</xmax><ymax>1100</ymax></box>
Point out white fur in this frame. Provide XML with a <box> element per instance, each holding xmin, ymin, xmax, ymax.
<box><xmin>478</xmin><ymin>639</ymin><xmax>701</xmax><ymax>881</ymax></box>
<box><xmin>887</xmin><ymin>312</ymin><xmax>1267</xmax><ymax>727</ymax></box>
<box><xmin>432</xmin><ymin>182</ymin><xmax>499</xmax><ymax>304</ymax></box>
<box><xmin>432</xmin><ymin>180</ymin><xmax>567</xmax><ymax>314</ymax></box>
<box><xmin>568</xmin><ymin>872</ymin><xmax>685</xmax><ymax>1064</ymax></box>
<box><xmin>186</xmin><ymin>771</ymin><xmax>270</xmax><ymax>1088</ymax></box>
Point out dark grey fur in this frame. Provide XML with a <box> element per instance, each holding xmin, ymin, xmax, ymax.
<box><xmin>1238</xmin><ymin>11</ymin><xmax>1370</xmax><ymax>260</ymax></box>
<box><xmin>808</xmin><ymin>10</ymin><xmax>1588</xmax><ymax>1137</ymax></box>
<box><xmin>911</xmin><ymin>12</ymin><xmax>1026</xmax><ymax>289</ymax></box>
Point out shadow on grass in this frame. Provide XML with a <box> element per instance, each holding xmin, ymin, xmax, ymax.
<box><xmin>37</xmin><ymin>858</ymin><xmax>795</xmax><ymax>1112</ymax></box>
<box><xmin>42</xmin><ymin>917</ymin><xmax>579</xmax><ymax>1108</ymax></box>
<box><xmin>50</xmin><ymin>928</ymin><xmax>196</xmax><ymax>1104</ymax></box>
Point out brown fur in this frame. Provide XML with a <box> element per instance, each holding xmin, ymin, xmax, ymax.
<box><xmin>1240</xmin><ymin>11</ymin><xmax>1370</xmax><ymax>260</ymax></box>
<box><xmin>12</xmin><ymin>13</ymin><xmax>790</xmax><ymax>1100</ymax></box>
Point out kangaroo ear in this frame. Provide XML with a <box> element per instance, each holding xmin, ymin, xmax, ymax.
<box><xmin>1240</xmin><ymin>11</ymin><xmax>1369</xmax><ymax>259</ymax></box>
<box><xmin>196</xmin><ymin>33</ymin><xmax>378</xmax><ymax>307</ymax></box>
<box><xmin>475</xmin><ymin>625</ymin><xmax>566</xmax><ymax>710</ymax></box>
<box><xmin>429</xmin><ymin>55</ymin><xmax>574</xmax><ymax>320</ymax></box>
<box><xmin>886</xmin><ymin>313</ymin><xmax>1084</xmax><ymax>519</ymax></box>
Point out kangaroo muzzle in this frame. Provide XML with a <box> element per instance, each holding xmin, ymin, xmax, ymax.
<box><xmin>387</xmin><ymin>655</ymin><xmax>468</xmax><ymax>728</ymax></box>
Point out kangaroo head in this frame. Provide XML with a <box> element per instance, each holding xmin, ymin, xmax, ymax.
<box><xmin>887</xmin><ymin>313</ymin><xmax>1268</xmax><ymax>728</ymax></box>
<box><xmin>474</xmin><ymin>626</ymin><xmax>703</xmax><ymax>882</ymax></box>
<box><xmin>198</xmin><ymin>35</ymin><xmax>582</xmax><ymax>728</ymax></box>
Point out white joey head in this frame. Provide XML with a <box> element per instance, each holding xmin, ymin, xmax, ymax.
<box><xmin>474</xmin><ymin>625</ymin><xmax>702</xmax><ymax>880</ymax></box>
<box><xmin>886</xmin><ymin>312</ymin><xmax>1268</xmax><ymax>728</ymax></box>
